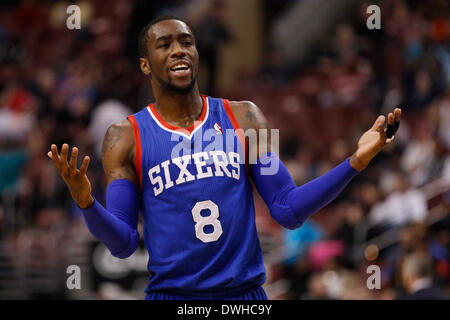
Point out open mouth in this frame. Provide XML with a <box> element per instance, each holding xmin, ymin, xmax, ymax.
<box><xmin>170</xmin><ymin>62</ymin><xmax>190</xmax><ymax>73</ymax></box>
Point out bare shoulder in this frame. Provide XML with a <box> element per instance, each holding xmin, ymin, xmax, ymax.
<box><xmin>102</xmin><ymin>119</ymin><xmax>134</xmax><ymax>155</ymax></box>
<box><xmin>101</xmin><ymin>118</ymin><xmax>137</xmax><ymax>185</ymax></box>
<box><xmin>228</xmin><ymin>100</ymin><xmax>268</xmax><ymax>131</ymax></box>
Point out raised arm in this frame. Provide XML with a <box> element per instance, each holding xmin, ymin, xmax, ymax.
<box><xmin>230</xmin><ymin>101</ymin><xmax>402</xmax><ymax>229</ymax></box>
<box><xmin>230</xmin><ymin>100</ymin><xmax>401</xmax><ymax>171</ymax></box>
<box><xmin>47</xmin><ymin>119</ymin><xmax>140</xmax><ymax>258</ymax></box>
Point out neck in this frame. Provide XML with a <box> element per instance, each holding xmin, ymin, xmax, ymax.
<box><xmin>153</xmin><ymin>84</ymin><xmax>203</xmax><ymax>128</ymax></box>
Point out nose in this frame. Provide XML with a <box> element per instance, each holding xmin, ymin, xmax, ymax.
<box><xmin>170</xmin><ymin>42</ymin><xmax>186</xmax><ymax>58</ymax></box>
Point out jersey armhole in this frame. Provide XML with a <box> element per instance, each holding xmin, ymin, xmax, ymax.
<box><xmin>127</xmin><ymin>115</ymin><xmax>143</xmax><ymax>192</ymax></box>
<box><xmin>222</xmin><ymin>99</ymin><xmax>251</xmax><ymax>180</ymax></box>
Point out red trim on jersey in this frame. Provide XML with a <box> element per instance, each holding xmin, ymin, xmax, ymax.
<box><xmin>148</xmin><ymin>95</ymin><xmax>208</xmax><ymax>135</ymax></box>
<box><xmin>127</xmin><ymin>115</ymin><xmax>143</xmax><ymax>191</ymax></box>
<box><xmin>222</xmin><ymin>99</ymin><xmax>250</xmax><ymax>177</ymax></box>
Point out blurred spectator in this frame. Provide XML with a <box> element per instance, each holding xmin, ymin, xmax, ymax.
<box><xmin>88</xmin><ymin>99</ymin><xmax>132</xmax><ymax>158</ymax></box>
<box><xmin>189</xmin><ymin>0</ymin><xmax>232</xmax><ymax>96</ymax></box>
<box><xmin>397</xmin><ymin>252</ymin><xmax>448</xmax><ymax>300</ymax></box>
<box><xmin>301</xmin><ymin>272</ymin><xmax>328</xmax><ymax>300</ymax></box>
<box><xmin>283</xmin><ymin>220</ymin><xmax>323</xmax><ymax>266</ymax></box>
<box><xmin>369</xmin><ymin>172</ymin><xmax>428</xmax><ymax>228</ymax></box>
<box><xmin>0</xmin><ymin>148</ymin><xmax>28</xmax><ymax>195</ymax></box>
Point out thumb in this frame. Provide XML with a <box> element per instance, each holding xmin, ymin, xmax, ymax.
<box><xmin>371</xmin><ymin>115</ymin><xmax>385</xmax><ymax>132</ymax></box>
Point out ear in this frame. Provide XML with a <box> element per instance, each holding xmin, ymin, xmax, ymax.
<box><xmin>139</xmin><ymin>57</ymin><xmax>152</xmax><ymax>77</ymax></box>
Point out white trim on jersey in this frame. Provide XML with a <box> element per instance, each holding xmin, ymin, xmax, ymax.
<box><xmin>146</xmin><ymin>97</ymin><xmax>210</xmax><ymax>140</ymax></box>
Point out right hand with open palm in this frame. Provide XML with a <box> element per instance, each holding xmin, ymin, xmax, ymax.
<box><xmin>47</xmin><ymin>143</ymin><xmax>94</xmax><ymax>208</ymax></box>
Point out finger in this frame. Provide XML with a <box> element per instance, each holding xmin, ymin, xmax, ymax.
<box><xmin>50</xmin><ymin>144</ymin><xmax>61</xmax><ymax>170</ymax></box>
<box><xmin>60</xmin><ymin>144</ymin><xmax>69</xmax><ymax>175</ymax></box>
<box><xmin>386</xmin><ymin>109</ymin><xmax>401</xmax><ymax>139</ymax></box>
<box><xmin>387</xmin><ymin>112</ymin><xmax>394</xmax><ymax>125</ymax></box>
<box><xmin>79</xmin><ymin>156</ymin><xmax>90</xmax><ymax>177</ymax></box>
<box><xmin>371</xmin><ymin>115</ymin><xmax>385</xmax><ymax>132</ymax></box>
<box><xmin>68</xmin><ymin>147</ymin><xmax>79</xmax><ymax>176</ymax></box>
<box><xmin>386</xmin><ymin>135</ymin><xmax>395</xmax><ymax>144</ymax></box>
<box><xmin>394</xmin><ymin>108</ymin><xmax>402</xmax><ymax>122</ymax></box>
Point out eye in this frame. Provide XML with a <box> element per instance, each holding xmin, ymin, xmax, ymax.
<box><xmin>158</xmin><ymin>43</ymin><xmax>169</xmax><ymax>48</ymax></box>
<box><xmin>183</xmin><ymin>40</ymin><xmax>193</xmax><ymax>46</ymax></box>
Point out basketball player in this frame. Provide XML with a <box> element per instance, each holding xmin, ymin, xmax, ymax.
<box><xmin>48</xmin><ymin>15</ymin><xmax>401</xmax><ymax>300</ymax></box>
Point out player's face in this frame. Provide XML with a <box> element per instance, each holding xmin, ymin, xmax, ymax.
<box><xmin>146</xmin><ymin>20</ymin><xmax>199</xmax><ymax>94</ymax></box>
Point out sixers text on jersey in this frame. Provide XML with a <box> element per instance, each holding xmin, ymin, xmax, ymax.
<box><xmin>127</xmin><ymin>96</ymin><xmax>266</xmax><ymax>296</ymax></box>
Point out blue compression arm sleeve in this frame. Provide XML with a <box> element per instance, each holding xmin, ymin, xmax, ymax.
<box><xmin>79</xmin><ymin>179</ymin><xmax>140</xmax><ymax>258</ymax></box>
<box><xmin>251</xmin><ymin>153</ymin><xmax>359</xmax><ymax>229</ymax></box>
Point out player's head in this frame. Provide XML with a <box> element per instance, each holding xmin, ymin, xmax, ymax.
<box><xmin>138</xmin><ymin>15</ymin><xmax>198</xmax><ymax>95</ymax></box>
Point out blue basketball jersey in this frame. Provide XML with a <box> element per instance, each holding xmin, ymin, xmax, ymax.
<box><xmin>127</xmin><ymin>95</ymin><xmax>266</xmax><ymax>297</ymax></box>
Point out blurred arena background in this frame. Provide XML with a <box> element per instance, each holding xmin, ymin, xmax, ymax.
<box><xmin>0</xmin><ymin>0</ymin><xmax>449</xmax><ymax>300</ymax></box>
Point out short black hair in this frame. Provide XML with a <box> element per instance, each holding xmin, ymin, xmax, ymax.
<box><xmin>138</xmin><ymin>14</ymin><xmax>185</xmax><ymax>59</ymax></box>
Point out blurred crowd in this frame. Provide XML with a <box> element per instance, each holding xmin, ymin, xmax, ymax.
<box><xmin>0</xmin><ymin>0</ymin><xmax>449</xmax><ymax>300</ymax></box>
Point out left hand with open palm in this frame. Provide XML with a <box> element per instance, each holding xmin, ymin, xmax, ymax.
<box><xmin>350</xmin><ymin>108</ymin><xmax>402</xmax><ymax>172</ymax></box>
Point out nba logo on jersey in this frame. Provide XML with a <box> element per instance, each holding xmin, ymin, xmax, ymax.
<box><xmin>214</xmin><ymin>122</ymin><xmax>223</xmax><ymax>134</ymax></box>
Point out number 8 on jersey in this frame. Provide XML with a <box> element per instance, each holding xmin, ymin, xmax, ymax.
<box><xmin>191</xmin><ymin>200</ymin><xmax>223</xmax><ymax>243</ymax></box>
